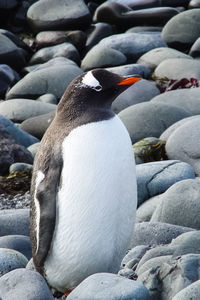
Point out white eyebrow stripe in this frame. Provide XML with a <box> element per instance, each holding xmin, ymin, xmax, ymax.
<box><xmin>82</xmin><ymin>71</ymin><xmax>100</xmax><ymax>88</ymax></box>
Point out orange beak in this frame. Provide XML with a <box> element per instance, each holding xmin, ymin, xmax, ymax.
<box><xmin>117</xmin><ymin>76</ymin><xmax>141</xmax><ymax>86</ymax></box>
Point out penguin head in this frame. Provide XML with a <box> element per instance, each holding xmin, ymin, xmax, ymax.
<box><xmin>59</xmin><ymin>69</ymin><xmax>141</xmax><ymax>111</ymax></box>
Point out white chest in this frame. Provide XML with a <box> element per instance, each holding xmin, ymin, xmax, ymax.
<box><xmin>44</xmin><ymin>115</ymin><xmax>137</xmax><ymax>292</ymax></box>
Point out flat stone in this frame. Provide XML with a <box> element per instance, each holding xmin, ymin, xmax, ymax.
<box><xmin>151</xmin><ymin>178</ymin><xmax>200</xmax><ymax>229</ymax></box>
<box><xmin>0</xmin><ymin>209</ymin><xmax>29</xmax><ymax>237</ymax></box>
<box><xmin>6</xmin><ymin>57</ymin><xmax>83</xmax><ymax>100</ymax></box>
<box><xmin>0</xmin><ymin>99</ymin><xmax>56</xmax><ymax>123</ymax></box>
<box><xmin>67</xmin><ymin>273</ymin><xmax>150</xmax><ymax>300</ymax></box>
<box><xmin>136</xmin><ymin>160</ymin><xmax>195</xmax><ymax>206</ymax></box>
<box><xmin>162</xmin><ymin>8</ymin><xmax>200</xmax><ymax>51</ymax></box>
<box><xmin>137</xmin><ymin>47</ymin><xmax>191</xmax><ymax>71</ymax></box>
<box><xmin>130</xmin><ymin>222</ymin><xmax>195</xmax><ymax>248</ymax></box>
<box><xmin>136</xmin><ymin>194</ymin><xmax>164</xmax><ymax>222</ymax></box>
<box><xmin>118</xmin><ymin>101</ymin><xmax>191</xmax><ymax>144</ymax></box>
<box><xmin>165</xmin><ymin>117</ymin><xmax>200</xmax><ymax>175</ymax></box>
<box><xmin>0</xmin><ymin>248</ymin><xmax>28</xmax><ymax>277</ymax></box>
<box><xmin>126</xmin><ymin>26</ymin><xmax>162</xmax><ymax>33</ymax></box>
<box><xmin>0</xmin><ymin>268</ymin><xmax>54</xmax><ymax>300</ymax></box>
<box><xmin>27</xmin><ymin>0</ymin><xmax>91</xmax><ymax>33</ymax></box>
<box><xmin>172</xmin><ymin>279</ymin><xmax>200</xmax><ymax>300</ymax></box>
<box><xmin>171</xmin><ymin>231</ymin><xmax>200</xmax><ymax>257</ymax></box>
<box><xmin>0</xmin><ymin>235</ymin><xmax>32</xmax><ymax>260</ymax></box>
<box><xmin>0</xmin><ymin>114</ymin><xmax>39</xmax><ymax>147</ymax></box>
<box><xmin>154</xmin><ymin>58</ymin><xmax>200</xmax><ymax>80</ymax></box>
<box><xmin>112</xmin><ymin>79</ymin><xmax>160</xmax><ymax>114</ymax></box>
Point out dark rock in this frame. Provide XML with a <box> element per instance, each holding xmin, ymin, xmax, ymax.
<box><xmin>0</xmin><ymin>64</ymin><xmax>20</xmax><ymax>98</ymax></box>
<box><xmin>0</xmin><ymin>209</ymin><xmax>29</xmax><ymax>237</ymax></box>
<box><xmin>0</xmin><ymin>268</ymin><xmax>54</xmax><ymax>300</ymax></box>
<box><xmin>27</xmin><ymin>0</ymin><xmax>91</xmax><ymax>33</ymax></box>
<box><xmin>0</xmin><ymin>235</ymin><xmax>32</xmax><ymax>260</ymax></box>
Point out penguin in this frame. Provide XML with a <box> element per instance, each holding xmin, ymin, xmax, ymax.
<box><xmin>30</xmin><ymin>68</ymin><xmax>141</xmax><ymax>294</ymax></box>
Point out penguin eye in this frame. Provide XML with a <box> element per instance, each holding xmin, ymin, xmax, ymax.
<box><xmin>94</xmin><ymin>85</ymin><xmax>102</xmax><ymax>92</ymax></box>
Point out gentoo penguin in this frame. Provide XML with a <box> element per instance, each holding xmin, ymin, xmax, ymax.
<box><xmin>30</xmin><ymin>68</ymin><xmax>140</xmax><ymax>294</ymax></box>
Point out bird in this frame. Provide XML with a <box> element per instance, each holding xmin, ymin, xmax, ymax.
<box><xmin>30</xmin><ymin>68</ymin><xmax>140</xmax><ymax>294</ymax></box>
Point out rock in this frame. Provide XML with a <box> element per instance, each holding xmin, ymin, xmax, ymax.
<box><xmin>172</xmin><ymin>279</ymin><xmax>200</xmax><ymax>300</ymax></box>
<box><xmin>0</xmin><ymin>248</ymin><xmax>27</xmax><ymax>277</ymax></box>
<box><xmin>35</xmin><ymin>30</ymin><xmax>87</xmax><ymax>51</ymax></box>
<box><xmin>0</xmin><ymin>235</ymin><xmax>32</xmax><ymax>260</ymax></box>
<box><xmin>67</xmin><ymin>273</ymin><xmax>150</xmax><ymax>300</ymax></box>
<box><xmin>0</xmin><ymin>209</ymin><xmax>29</xmax><ymax>236</ymax></box>
<box><xmin>0</xmin><ymin>32</ymin><xmax>29</xmax><ymax>71</ymax></box>
<box><xmin>0</xmin><ymin>99</ymin><xmax>56</xmax><ymax>123</ymax></box>
<box><xmin>126</xmin><ymin>26</ymin><xmax>162</xmax><ymax>33</ymax></box>
<box><xmin>189</xmin><ymin>37</ymin><xmax>200</xmax><ymax>58</ymax></box>
<box><xmin>151</xmin><ymin>87</ymin><xmax>200</xmax><ymax>115</ymax></box>
<box><xmin>6</xmin><ymin>57</ymin><xmax>83</xmax><ymax>100</ymax></box>
<box><xmin>93</xmin><ymin>2</ymin><xmax>179</xmax><ymax>29</ymax></box>
<box><xmin>154</xmin><ymin>58</ymin><xmax>200</xmax><ymax>80</ymax></box>
<box><xmin>29</xmin><ymin>42</ymin><xmax>80</xmax><ymax>65</ymax></box>
<box><xmin>160</xmin><ymin>115</ymin><xmax>200</xmax><ymax>141</ymax></box>
<box><xmin>20</xmin><ymin>110</ymin><xmax>56</xmax><ymax>139</ymax></box>
<box><xmin>130</xmin><ymin>222</ymin><xmax>195</xmax><ymax>248</ymax></box>
<box><xmin>137</xmin><ymin>47</ymin><xmax>191</xmax><ymax>71</ymax></box>
<box><xmin>136</xmin><ymin>160</ymin><xmax>195</xmax><ymax>206</ymax></box>
<box><xmin>118</xmin><ymin>101</ymin><xmax>191</xmax><ymax>144</ymax></box>
<box><xmin>27</xmin><ymin>142</ymin><xmax>40</xmax><ymax>158</ymax></box>
<box><xmin>133</xmin><ymin>137</ymin><xmax>166</xmax><ymax>165</ymax></box>
<box><xmin>0</xmin><ymin>268</ymin><xmax>54</xmax><ymax>300</ymax></box>
<box><xmin>81</xmin><ymin>32</ymin><xmax>166</xmax><ymax>70</ymax></box>
<box><xmin>112</xmin><ymin>79</ymin><xmax>160</xmax><ymax>114</ymax></box>
<box><xmin>136</xmin><ymin>194</ymin><xmax>164</xmax><ymax>222</ymax></box>
<box><xmin>0</xmin><ymin>64</ymin><xmax>20</xmax><ymax>98</ymax></box>
<box><xmin>107</xmin><ymin>64</ymin><xmax>151</xmax><ymax>78</ymax></box>
<box><xmin>161</xmin><ymin>8</ymin><xmax>200</xmax><ymax>51</ymax></box>
<box><xmin>151</xmin><ymin>178</ymin><xmax>200</xmax><ymax>229</ymax></box>
<box><xmin>171</xmin><ymin>231</ymin><xmax>200</xmax><ymax>257</ymax></box>
<box><xmin>27</xmin><ymin>0</ymin><xmax>91</xmax><ymax>33</ymax></box>
<box><xmin>37</xmin><ymin>93</ymin><xmax>57</xmax><ymax>105</ymax></box>
<box><xmin>0</xmin><ymin>114</ymin><xmax>39</xmax><ymax>147</ymax></box>
<box><xmin>109</xmin><ymin>0</ymin><xmax>189</xmax><ymax>9</ymax></box>
<box><xmin>121</xmin><ymin>245</ymin><xmax>150</xmax><ymax>269</ymax></box>
<box><xmin>9</xmin><ymin>163</ymin><xmax>33</xmax><ymax>174</ymax></box>
<box><xmin>137</xmin><ymin>255</ymin><xmax>172</xmax><ymax>277</ymax></box>
<box><xmin>189</xmin><ymin>0</ymin><xmax>200</xmax><ymax>8</ymax></box>
<box><xmin>165</xmin><ymin>117</ymin><xmax>200</xmax><ymax>175</ymax></box>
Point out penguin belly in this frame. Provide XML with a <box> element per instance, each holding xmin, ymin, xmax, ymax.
<box><xmin>44</xmin><ymin>115</ymin><xmax>137</xmax><ymax>292</ymax></box>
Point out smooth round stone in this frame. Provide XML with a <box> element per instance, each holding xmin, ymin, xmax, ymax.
<box><xmin>151</xmin><ymin>87</ymin><xmax>200</xmax><ymax>115</ymax></box>
<box><xmin>137</xmin><ymin>47</ymin><xmax>191</xmax><ymax>71</ymax></box>
<box><xmin>189</xmin><ymin>0</ymin><xmax>200</xmax><ymax>8</ymax></box>
<box><xmin>107</xmin><ymin>63</ymin><xmax>151</xmax><ymax>78</ymax></box>
<box><xmin>81</xmin><ymin>32</ymin><xmax>166</xmax><ymax>70</ymax></box>
<box><xmin>151</xmin><ymin>178</ymin><xmax>200</xmax><ymax>229</ymax></box>
<box><xmin>137</xmin><ymin>255</ymin><xmax>172</xmax><ymax>277</ymax></box>
<box><xmin>130</xmin><ymin>222</ymin><xmax>195</xmax><ymax>248</ymax></box>
<box><xmin>126</xmin><ymin>26</ymin><xmax>162</xmax><ymax>33</ymax></box>
<box><xmin>154</xmin><ymin>58</ymin><xmax>200</xmax><ymax>80</ymax></box>
<box><xmin>94</xmin><ymin>2</ymin><xmax>179</xmax><ymax>28</ymax></box>
<box><xmin>0</xmin><ymin>235</ymin><xmax>32</xmax><ymax>260</ymax></box>
<box><xmin>9</xmin><ymin>162</ymin><xmax>33</xmax><ymax>173</ymax></box>
<box><xmin>108</xmin><ymin>0</ymin><xmax>190</xmax><ymax>9</ymax></box>
<box><xmin>172</xmin><ymin>280</ymin><xmax>200</xmax><ymax>300</ymax></box>
<box><xmin>0</xmin><ymin>248</ymin><xmax>28</xmax><ymax>277</ymax></box>
<box><xmin>136</xmin><ymin>160</ymin><xmax>195</xmax><ymax>206</ymax></box>
<box><xmin>189</xmin><ymin>37</ymin><xmax>200</xmax><ymax>58</ymax></box>
<box><xmin>27</xmin><ymin>142</ymin><xmax>40</xmax><ymax>158</ymax></box>
<box><xmin>112</xmin><ymin>79</ymin><xmax>160</xmax><ymax>114</ymax></box>
<box><xmin>0</xmin><ymin>268</ymin><xmax>54</xmax><ymax>300</ymax></box>
<box><xmin>0</xmin><ymin>33</ymin><xmax>29</xmax><ymax>71</ymax></box>
<box><xmin>121</xmin><ymin>245</ymin><xmax>150</xmax><ymax>269</ymax></box>
<box><xmin>36</xmin><ymin>93</ymin><xmax>57</xmax><ymax>104</ymax></box>
<box><xmin>20</xmin><ymin>110</ymin><xmax>56</xmax><ymax>139</ymax></box>
<box><xmin>67</xmin><ymin>273</ymin><xmax>150</xmax><ymax>300</ymax></box>
<box><xmin>165</xmin><ymin>117</ymin><xmax>200</xmax><ymax>175</ymax></box>
<box><xmin>160</xmin><ymin>115</ymin><xmax>200</xmax><ymax>141</ymax></box>
<box><xmin>0</xmin><ymin>114</ymin><xmax>39</xmax><ymax>147</ymax></box>
<box><xmin>0</xmin><ymin>99</ymin><xmax>56</xmax><ymax>123</ymax></box>
<box><xmin>6</xmin><ymin>57</ymin><xmax>83</xmax><ymax>100</ymax></box>
<box><xmin>35</xmin><ymin>30</ymin><xmax>87</xmax><ymax>51</ymax></box>
<box><xmin>136</xmin><ymin>194</ymin><xmax>165</xmax><ymax>222</ymax></box>
<box><xmin>27</xmin><ymin>0</ymin><xmax>91</xmax><ymax>33</ymax></box>
<box><xmin>0</xmin><ymin>209</ymin><xmax>29</xmax><ymax>236</ymax></box>
<box><xmin>0</xmin><ymin>64</ymin><xmax>20</xmax><ymax>98</ymax></box>
<box><xmin>171</xmin><ymin>231</ymin><xmax>200</xmax><ymax>256</ymax></box>
<box><xmin>118</xmin><ymin>101</ymin><xmax>191</xmax><ymax>144</ymax></box>
<box><xmin>161</xmin><ymin>9</ymin><xmax>200</xmax><ymax>51</ymax></box>
<box><xmin>29</xmin><ymin>42</ymin><xmax>80</xmax><ymax>65</ymax></box>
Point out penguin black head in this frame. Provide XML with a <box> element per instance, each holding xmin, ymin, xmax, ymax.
<box><xmin>57</xmin><ymin>69</ymin><xmax>141</xmax><ymax>115</ymax></box>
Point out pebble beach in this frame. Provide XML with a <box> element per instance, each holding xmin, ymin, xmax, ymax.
<box><xmin>1</xmin><ymin>0</ymin><xmax>200</xmax><ymax>299</ymax></box>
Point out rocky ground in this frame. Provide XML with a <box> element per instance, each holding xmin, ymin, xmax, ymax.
<box><xmin>1</xmin><ymin>0</ymin><xmax>200</xmax><ymax>299</ymax></box>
